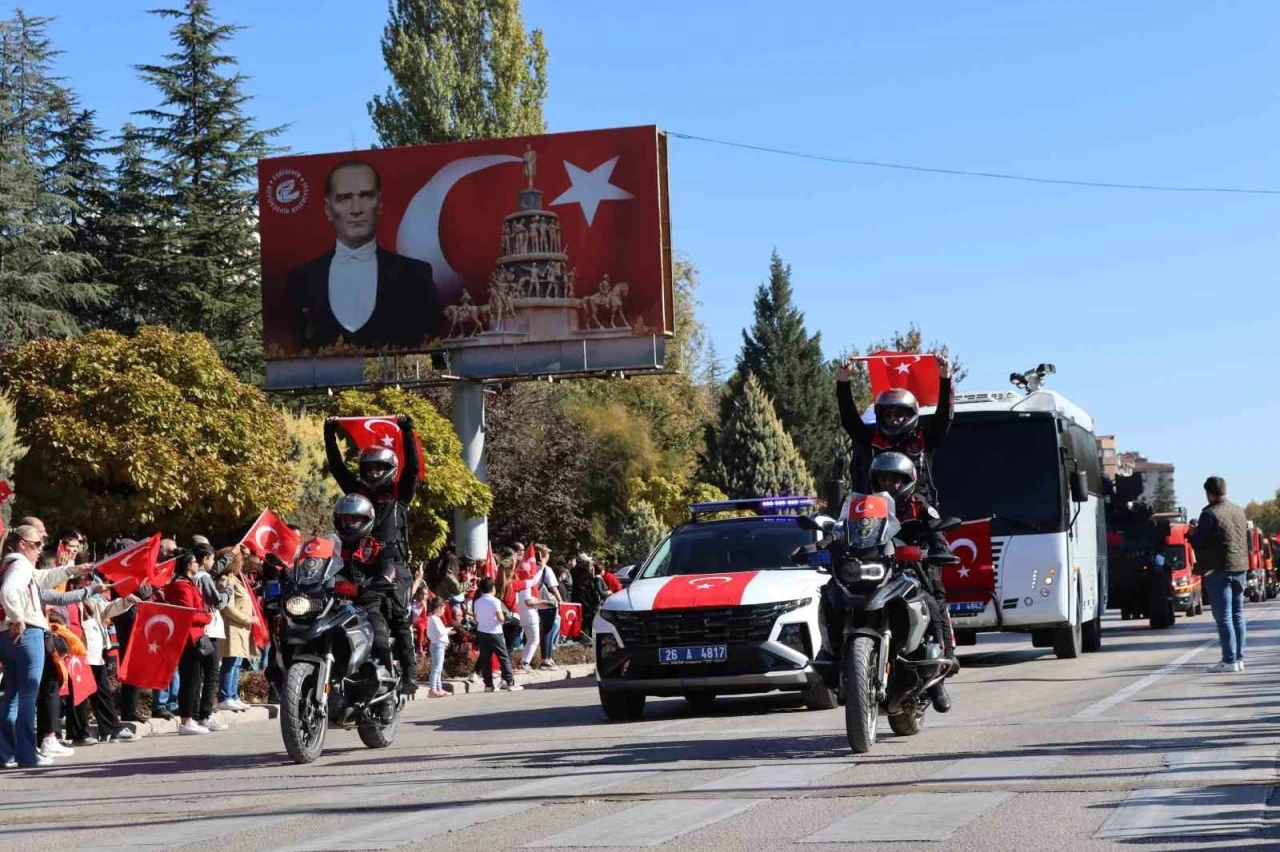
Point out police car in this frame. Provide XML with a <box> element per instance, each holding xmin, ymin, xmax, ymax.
<box><xmin>594</xmin><ymin>496</ymin><xmax>837</xmax><ymax>720</ymax></box>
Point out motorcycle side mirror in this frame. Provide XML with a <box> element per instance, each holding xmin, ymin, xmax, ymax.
<box><xmin>1070</xmin><ymin>470</ymin><xmax>1089</xmax><ymax>504</ymax></box>
<box><xmin>927</xmin><ymin>551</ymin><xmax>962</xmax><ymax>566</ymax></box>
<box><xmin>933</xmin><ymin>516</ymin><xmax>963</xmax><ymax>533</ymax></box>
<box><xmin>797</xmin><ymin>514</ymin><xmax>837</xmax><ymax>533</ymax></box>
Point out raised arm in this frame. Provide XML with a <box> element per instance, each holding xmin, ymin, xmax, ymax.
<box><xmin>397</xmin><ymin>415</ymin><xmax>420</xmax><ymax>503</ymax></box>
<box><xmin>926</xmin><ymin>360</ymin><xmax>954</xmax><ymax>446</ymax></box>
<box><xmin>324</xmin><ymin>418</ymin><xmax>361</xmax><ymax>495</ymax></box>
<box><xmin>837</xmin><ymin>374</ymin><xmax>873</xmax><ymax>447</ymax></box>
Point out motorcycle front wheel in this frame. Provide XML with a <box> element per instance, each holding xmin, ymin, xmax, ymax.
<box><xmin>844</xmin><ymin>635</ymin><xmax>879</xmax><ymax>754</ymax></box>
<box><xmin>281</xmin><ymin>660</ymin><xmax>328</xmax><ymax>764</ymax></box>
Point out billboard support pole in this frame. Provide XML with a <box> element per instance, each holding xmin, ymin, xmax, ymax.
<box><xmin>452</xmin><ymin>379</ymin><xmax>489</xmax><ymax>560</ymax></box>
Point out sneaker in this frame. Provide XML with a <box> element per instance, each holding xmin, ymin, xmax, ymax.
<box><xmin>19</xmin><ymin>754</ymin><xmax>54</xmax><ymax>768</ymax></box>
<box><xmin>215</xmin><ymin>700</ymin><xmax>241</xmax><ymax>713</ymax></box>
<box><xmin>542</xmin><ymin>661</ymin><xmax>559</xmax><ymax>670</ymax></box>
<box><xmin>110</xmin><ymin>728</ymin><xmax>137</xmax><ymax>742</ymax></box>
<box><xmin>231</xmin><ymin>699</ymin><xmax>252</xmax><ymax>711</ymax></box>
<box><xmin>40</xmin><ymin>738</ymin><xmax>74</xmax><ymax>757</ymax></box>
<box><xmin>71</xmin><ymin>737</ymin><xmax>98</xmax><ymax>747</ymax></box>
<box><xmin>500</xmin><ymin>682</ymin><xmax>523</xmax><ymax>692</ymax></box>
<box><xmin>430</xmin><ymin>689</ymin><xmax>450</xmax><ymax>698</ymax></box>
<box><xmin>1235</xmin><ymin>660</ymin><xmax>1246</xmax><ymax>672</ymax></box>
<box><xmin>2</xmin><ymin>759</ymin><xmax>16</xmax><ymax>769</ymax></box>
<box><xmin>178</xmin><ymin>721</ymin><xmax>209</xmax><ymax>736</ymax></box>
<box><xmin>483</xmin><ymin>685</ymin><xmax>496</xmax><ymax>693</ymax></box>
<box><xmin>1207</xmin><ymin>661</ymin><xmax>1235</xmax><ymax>673</ymax></box>
<box><xmin>200</xmin><ymin>717</ymin><xmax>229</xmax><ymax>732</ymax></box>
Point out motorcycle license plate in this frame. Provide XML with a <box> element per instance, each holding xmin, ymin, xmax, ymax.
<box><xmin>949</xmin><ymin>601</ymin><xmax>986</xmax><ymax>615</ymax></box>
<box><xmin>659</xmin><ymin>645</ymin><xmax>727</xmax><ymax>664</ymax></box>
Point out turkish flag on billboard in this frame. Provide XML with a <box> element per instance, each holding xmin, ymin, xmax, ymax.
<box><xmin>558</xmin><ymin>602</ymin><xmax>583</xmax><ymax>638</ymax></box>
<box><xmin>334</xmin><ymin>416</ymin><xmax>424</xmax><ymax>483</ymax></box>
<box><xmin>58</xmin><ymin>654</ymin><xmax>98</xmax><ymax>705</ymax></box>
<box><xmin>240</xmin><ymin>509</ymin><xmax>302</xmax><ymax>564</ymax></box>
<box><xmin>866</xmin><ymin>351</ymin><xmax>942</xmax><ymax>406</ymax></box>
<box><xmin>119</xmin><ymin>602</ymin><xmax>197</xmax><ymax>690</ymax></box>
<box><xmin>258</xmin><ymin>125</ymin><xmax>671</xmax><ymax>361</ymax></box>
<box><xmin>95</xmin><ymin>534</ymin><xmax>160</xmax><ymax>594</ymax></box>
<box><xmin>943</xmin><ymin>520</ymin><xmax>996</xmax><ymax>604</ymax></box>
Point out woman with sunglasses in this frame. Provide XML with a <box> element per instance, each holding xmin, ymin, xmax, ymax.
<box><xmin>0</xmin><ymin>525</ymin><xmax>94</xmax><ymax>768</ymax></box>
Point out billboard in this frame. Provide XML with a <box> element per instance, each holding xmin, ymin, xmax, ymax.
<box><xmin>258</xmin><ymin>125</ymin><xmax>673</xmax><ymax>384</ymax></box>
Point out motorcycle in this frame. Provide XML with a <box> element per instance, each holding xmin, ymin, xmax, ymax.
<box><xmin>795</xmin><ymin>492</ymin><xmax>960</xmax><ymax>754</ymax></box>
<box><xmin>272</xmin><ymin>535</ymin><xmax>405</xmax><ymax>764</ymax></box>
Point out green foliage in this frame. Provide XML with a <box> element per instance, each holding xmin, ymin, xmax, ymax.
<box><xmin>1245</xmin><ymin>490</ymin><xmax>1280</xmax><ymax>536</ymax></box>
<box><xmin>615</xmin><ymin>501</ymin><xmax>666</xmax><ymax>566</ymax></box>
<box><xmin>0</xmin><ymin>394</ymin><xmax>24</xmax><ymax>528</ymax></box>
<box><xmin>1150</xmin><ymin>476</ymin><xmax>1178</xmax><ymax>514</ymax></box>
<box><xmin>280</xmin><ymin>410</ymin><xmax>341</xmax><ymax>538</ymax></box>
<box><xmin>0</xmin><ymin>326</ymin><xmax>296</xmax><ymax>542</ymax></box>
<box><xmin>330</xmin><ymin>387</ymin><xmax>492</xmax><ymax>560</ymax></box>
<box><xmin>627</xmin><ymin>474</ymin><xmax>726</xmax><ymax>530</ymax></box>
<box><xmin>129</xmin><ymin>0</ymin><xmax>284</xmax><ymax>382</ymax></box>
<box><xmin>734</xmin><ymin>250</ymin><xmax>840</xmax><ymax>493</ymax></box>
<box><xmin>0</xmin><ymin>13</ymin><xmax>107</xmax><ymax>348</ymax></box>
<box><xmin>369</xmin><ymin>0</ymin><xmax>548</xmax><ymax>146</ymax></box>
<box><xmin>704</xmin><ymin>372</ymin><xmax>814</xmax><ymax>500</ymax></box>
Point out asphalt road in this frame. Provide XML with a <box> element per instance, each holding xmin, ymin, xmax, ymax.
<box><xmin>2</xmin><ymin>602</ymin><xmax>1278</xmax><ymax>851</ymax></box>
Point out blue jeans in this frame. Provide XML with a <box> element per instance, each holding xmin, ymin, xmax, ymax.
<box><xmin>429</xmin><ymin>643</ymin><xmax>446</xmax><ymax>691</ymax></box>
<box><xmin>1205</xmin><ymin>571</ymin><xmax>1247</xmax><ymax>664</ymax></box>
<box><xmin>156</xmin><ymin>671</ymin><xmax>180</xmax><ymax>712</ymax></box>
<box><xmin>254</xmin><ymin>642</ymin><xmax>271</xmax><ymax>672</ymax></box>
<box><xmin>543</xmin><ymin>613</ymin><xmax>560</xmax><ymax>660</ymax></box>
<box><xmin>0</xmin><ymin>627</ymin><xmax>47</xmax><ymax>766</ymax></box>
<box><xmin>219</xmin><ymin>657</ymin><xmax>243</xmax><ymax>701</ymax></box>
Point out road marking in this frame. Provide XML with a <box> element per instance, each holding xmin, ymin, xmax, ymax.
<box><xmin>1074</xmin><ymin>637</ymin><xmax>1217</xmax><ymax>719</ymax></box>
<box><xmin>523</xmin><ymin>798</ymin><xmax>761</xmax><ymax>847</ymax></box>
<box><xmin>1094</xmin><ymin>786</ymin><xmax>1271</xmax><ymax>840</ymax></box>
<box><xmin>693</xmin><ymin>761</ymin><xmax>852</xmax><ymax>791</ymax></box>
<box><xmin>269</xmin><ymin>769</ymin><xmax>654</xmax><ymax>852</ymax></box>
<box><xmin>801</xmin><ymin>791</ymin><xmax>1013</xmax><ymax>843</ymax></box>
<box><xmin>1154</xmin><ymin>748</ymin><xmax>1277</xmax><ymax>785</ymax></box>
<box><xmin>924</xmin><ymin>755</ymin><xmax>1063</xmax><ymax>783</ymax></box>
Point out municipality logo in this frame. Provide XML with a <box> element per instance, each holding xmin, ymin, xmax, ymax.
<box><xmin>266</xmin><ymin>168</ymin><xmax>309</xmax><ymax>215</ymax></box>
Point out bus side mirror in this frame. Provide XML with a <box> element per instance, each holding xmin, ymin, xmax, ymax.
<box><xmin>1070</xmin><ymin>470</ymin><xmax>1089</xmax><ymax>504</ymax></box>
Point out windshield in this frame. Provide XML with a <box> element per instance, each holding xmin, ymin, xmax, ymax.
<box><xmin>1162</xmin><ymin>546</ymin><xmax>1186</xmax><ymax>570</ymax></box>
<box><xmin>636</xmin><ymin>520</ymin><xmax>815</xmax><ymax>580</ymax></box>
<box><xmin>931</xmin><ymin>416</ymin><xmax>1064</xmax><ymax>537</ymax></box>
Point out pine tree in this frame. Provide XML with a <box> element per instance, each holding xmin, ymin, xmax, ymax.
<box><xmin>735</xmin><ymin>250</ymin><xmax>841</xmax><ymax>490</ymax></box>
<box><xmin>369</xmin><ymin>0</ymin><xmax>548</xmax><ymax>146</ymax></box>
<box><xmin>133</xmin><ymin>0</ymin><xmax>283</xmax><ymax>381</ymax></box>
<box><xmin>707</xmin><ymin>373</ymin><xmax>813</xmax><ymax>499</ymax></box>
<box><xmin>1151</xmin><ymin>475</ymin><xmax>1178</xmax><ymax>514</ymax></box>
<box><xmin>0</xmin><ymin>13</ymin><xmax>104</xmax><ymax>347</ymax></box>
<box><xmin>94</xmin><ymin>123</ymin><xmax>158</xmax><ymax>332</ymax></box>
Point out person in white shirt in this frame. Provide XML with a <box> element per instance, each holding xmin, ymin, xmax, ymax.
<box><xmin>0</xmin><ymin>525</ymin><xmax>93</xmax><ymax>768</ymax></box>
<box><xmin>426</xmin><ymin>598</ymin><xmax>453</xmax><ymax>697</ymax></box>
<box><xmin>533</xmin><ymin>545</ymin><xmax>564</xmax><ymax>670</ymax></box>
<box><xmin>286</xmin><ymin>159</ymin><xmax>441</xmax><ymax>352</ymax></box>
<box><xmin>472</xmin><ymin>578</ymin><xmax>521</xmax><ymax>692</ymax></box>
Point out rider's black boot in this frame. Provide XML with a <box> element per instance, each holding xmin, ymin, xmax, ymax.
<box><xmin>929</xmin><ymin>681</ymin><xmax>952</xmax><ymax>713</ymax></box>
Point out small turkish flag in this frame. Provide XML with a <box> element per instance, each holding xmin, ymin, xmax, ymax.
<box><xmin>483</xmin><ymin>543</ymin><xmax>498</xmax><ymax>580</ymax></box>
<box><xmin>335</xmin><ymin>416</ymin><xmax>424</xmax><ymax>483</ymax></box>
<box><xmin>558</xmin><ymin>602</ymin><xmax>583</xmax><ymax>638</ymax></box>
<box><xmin>58</xmin><ymin>654</ymin><xmax>98</xmax><ymax>706</ymax></box>
<box><xmin>119</xmin><ymin>602</ymin><xmax>198</xmax><ymax>690</ymax></box>
<box><xmin>866</xmin><ymin>351</ymin><xmax>942</xmax><ymax>407</ymax></box>
<box><xmin>95</xmin><ymin>535</ymin><xmax>161</xmax><ymax>594</ymax></box>
<box><xmin>943</xmin><ymin>519</ymin><xmax>996</xmax><ymax>603</ymax></box>
<box><xmin>0</xmin><ymin>479</ymin><xmax>12</xmax><ymax>537</ymax></box>
<box><xmin>240</xmin><ymin>509</ymin><xmax>302</xmax><ymax>564</ymax></box>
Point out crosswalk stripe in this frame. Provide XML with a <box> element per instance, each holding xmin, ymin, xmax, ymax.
<box><xmin>268</xmin><ymin>769</ymin><xmax>655</xmax><ymax>852</ymax></box>
<box><xmin>693</xmin><ymin>761</ymin><xmax>852</xmax><ymax>791</ymax></box>
<box><xmin>1157</xmin><ymin>747</ymin><xmax>1277</xmax><ymax>784</ymax></box>
<box><xmin>1094</xmin><ymin>786</ymin><xmax>1271</xmax><ymax>840</ymax></box>
<box><xmin>801</xmin><ymin>791</ymin><xmax>1013</xmax><ymax>843</ymax></box>
<box><xmin>924</xmin><ymin>755</ymin><xmax>1063</xmax><ymax>783</ymax></box>
<box><xmin>522</xmin><ymin>798</ymin><xmax>761</xmax><ymax>848</ymax></box>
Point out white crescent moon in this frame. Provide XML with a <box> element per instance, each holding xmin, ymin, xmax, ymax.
<box><xmin>396</xmin><ymin>154</ymin><xmax>524</xmax><ymax>295</ymax></box>
<box><xmin>951</xmin><ymin>538</ymin><xmax>978</xmax><ymax>563</ymax></box>
<box><xmin>70</xmin><ymin>656</ymin><xmax>85</xmax><ymax>681</ymax></box>
<box><xmin>143</xmin><ymin>614</ymin><xmax>175</xmax><ymax>643</ymax></box>
<box><xmin>688</xmin><ymin>576</ymin><xmax>733</xmax><ymax>586</ymax></box>
<box><xmin>853</xmin><ymin>500</ymin><xmax>868</xmax><ymax>515</ymax></box>
<box><xmin>120</xmin><ymin>547</ymin><xmax>141</xmax><ymax>568</ymax></box>
<box><xmin>256</xmin><ymin>527</ymin><xmax>279</xmax><ymax>552</ymax></box>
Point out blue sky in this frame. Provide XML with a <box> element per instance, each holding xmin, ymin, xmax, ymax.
<box><xmin>44</xmin><ymin>1</ymin><xmax>1280</xmax><ymax>510</ymax></box>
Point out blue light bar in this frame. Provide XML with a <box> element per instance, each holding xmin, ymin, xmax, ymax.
<box><xmin>689</xmin><ymin>496</ymin><xmax>817</xmax><ymax>519</ymax></box>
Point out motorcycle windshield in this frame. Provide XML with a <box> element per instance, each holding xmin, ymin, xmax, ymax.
<box><xmin>842</xmin><ymin>492</ymin><xmax>901</xmax><ymax>550</ymax></box>
<box><xmin>293</xmin><ymin>535</ymin><xmax>344</xmax><ymax>589</ymax></box>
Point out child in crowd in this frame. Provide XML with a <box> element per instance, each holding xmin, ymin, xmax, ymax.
<box><xmin>426</xmin><ymin>598</ymin><xmax>452</xmax><ymax>697</ymax></box>
<box><xmin>410</xmin><ymin>586</ymin><xmax>430</xmax><ymax>655</ymax></box>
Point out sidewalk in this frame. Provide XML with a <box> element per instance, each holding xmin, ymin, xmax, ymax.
<box><xmin>442</xmin><ymin>661</ymin><xmax>595</xmax><ymax>694</ymax></box>
<box><xmin>117</xmin><ymin>703</ymin><xmax>279</xmax><ymax>741</ymax></box>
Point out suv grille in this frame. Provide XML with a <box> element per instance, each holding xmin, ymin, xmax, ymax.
<box><xmin>608</xmin><ymin>600</ymin><xmax>806</xmax><ymax>647</ymax></box>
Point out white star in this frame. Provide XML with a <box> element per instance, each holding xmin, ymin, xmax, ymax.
<box><xmin>958</xmin><ymin>566</ymin><xmax>971</xmax><ymax>578</ymax></box>
<box><xmin>550</xmin><ymin>156</ymin><xmax>634</xmax><ymax>226</ymax></box>
<box><xmin>694</xmin><ymin>583</ymin><xmax>714</xmax><ymax>590</ymax></box>
<box><xmin>380</xmin><ymin>435</ymin><xmax>395</xmax><ymax>448</ymax></box>
<box><xmin>148</xmin><ymin>642</ymin><xmax>160</xmax><ymax>654</ymax></box>
<box><xmin>894</xmin><ymin>362</ymin><xmax>912</xmax><ymax>375</ymax></box>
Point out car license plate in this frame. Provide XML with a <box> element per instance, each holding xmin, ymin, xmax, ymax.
<box><xmin>949</xmin><ymin>601</ymin><xmax>986</xmax><ymax>616</ymax></box>
<box><xmin>659</xmin><ymin>645</ymin><xmax>727</xmax><ymax>664</ymax></box>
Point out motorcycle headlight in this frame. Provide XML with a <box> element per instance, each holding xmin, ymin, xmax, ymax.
<box><xmin>285</xmin><ymin>596</ymin><xmax>318</xmax><ymax>617</ymax></box>
<box><xmin>838</xmin><ymin>559</ymin><xmax>886</xmax><ymax>584</ymax></box>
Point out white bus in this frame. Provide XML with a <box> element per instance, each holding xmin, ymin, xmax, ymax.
<box><xmin>928</xmin><ymin>374</ymin><xmax>1107</xmax><ymax>658</ymax></box>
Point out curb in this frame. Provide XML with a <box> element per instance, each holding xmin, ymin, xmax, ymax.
<box><xmin>116</xmin><ymin>703</ymin><xmax>279</xmax><ymax>740</ymax></box>
<box><xmin>442</xmin><ymin>662</ymin><xmax>595</xmax><ymax>694</ymax></box>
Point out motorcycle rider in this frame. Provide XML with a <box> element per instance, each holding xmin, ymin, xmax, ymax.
<box><xmin>837</xmin><ymin>354</ymin><xmax>952</xmax><ymax>504</ymax></box>
<box><xmin>324</xmin><ymin>415</ymin><xmax>421</xmax><ymax>695</ymax></box>
<box><xmin>869</xmin><ymin>451</ymin><xmax>956</xmax><ymax>713</ymax></box>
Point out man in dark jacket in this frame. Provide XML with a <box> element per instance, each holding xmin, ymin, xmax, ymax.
<box><xmin>1189</xmin><ymin>476</ymin><xmax>1249</xmax><ymax>673</ymax></box>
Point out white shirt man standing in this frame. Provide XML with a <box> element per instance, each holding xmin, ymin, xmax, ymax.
<box><xmin>472</xmin><ymin>578</ymin><xmax>520</xmax><ymax>692</ymax></box>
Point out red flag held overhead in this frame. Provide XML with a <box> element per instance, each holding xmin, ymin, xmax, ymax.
<box><xmin>335</xmin><ymin>416</ymin><xmax>424</xmax><ymax>483</ymax></box>
<box><xmin>95</xmin><ymin>534</ymin><xmax>160</xmax><ymax>593</ymax></box>
<box><xmin>240</xmin><ymin>509</ymin><xmax>302</xmax><ymax>564</ymax></box>
<box><xmin>866</xmin><ymin>351</ymin><xmax>942</xmax><ymax>407</ymax></box>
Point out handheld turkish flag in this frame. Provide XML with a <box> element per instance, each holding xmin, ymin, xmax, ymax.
<box><xmin>248</xmin><ymin>584</ymin><xmax>270</xmax><ymax>653</ymax></box>
<box><xmin>0</xmin><ymin>480</ymin><xmax>11</xmax><ymax>538</ymax></box>
<box><xmin>943</xmin><ymin>519</ymin><xmax>996</xmax><ymax>604</ymax></box>
<box><xmin>483</xmin><ymin>543</ymin><xmax>498</xmax><ymax>580</ymax></box>
<box><xmin>95</xmin><ymin>534</ymin><xmax>160</xmax><ymax>597</ymax></box>
<box><xmin>514</xmin><ymin>544</ymin><xmax>538</xmax><ymax>591</ymax></box>
<box><xmin>119</xmin><ymin>601</ymin><xmax>198</xmax><ymax>690</ymax></box>
<box><xmin>866</xmin><ymin>351</ymin><xmax>942</xmax><ymax>407</ymax></box>
<box><xmin>559</xmin><ymin>602</ymin><xmax>583</xmax><ymax>638</ymax></box>
<box><xmin>334</xmin><ymin>416</ymin><xmax>425</xmax><ymax>483</ymax></box>
<box><xmin>240</xmin><ymin>509</ymin><xmax>302</xmax><ymax>564</ymax></box>
<box><xmin>59</xmin><ymin>654</ymin><xmax>98</xmax><ymax>706</ymax></box>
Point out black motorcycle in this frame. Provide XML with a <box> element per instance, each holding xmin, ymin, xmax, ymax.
<box><xmin>796</xmin><ymin>493</ymin><xmax>959</xmax><ymax>754</ymax></box>
<box><xmin>272</xmin><ymin>535</ymin><xmax>404</xmax><ymax>764</ymax></box>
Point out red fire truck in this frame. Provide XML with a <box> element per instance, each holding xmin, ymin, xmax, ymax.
<box><xmin>1245</xmin><ymin>522</ymin><xmax>1267</xmax><ymax>602</ymax></box>
<box><xmin>1165</xmin><ymin>522</ymin><xmax>1203</xmax><ymax>617</ymax></box>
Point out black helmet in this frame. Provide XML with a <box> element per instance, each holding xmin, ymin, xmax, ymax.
<box><xmin>874</xmin><ymin>388</ymin><xmax>920</xmax><ymax>438</ymax></box>
<box><xmin>870</xmin><ymin>451</ymin><xmax>917</xmax><ymax>503</ymax></box>
<box><xmin>333</xmin><ymin>493</ymin><xmax>376</xmax><ymax>544</ymax></box>
<box><xmin>358</xmin><ymin>446</ymin><xmax>399</xmax><ymax>490</ymax></box>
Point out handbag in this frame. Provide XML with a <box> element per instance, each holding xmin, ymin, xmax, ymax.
<box><xmin>196</xmin><ymin>635</ymin><xmax>217</xmax><ymax>657</ymax></box>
